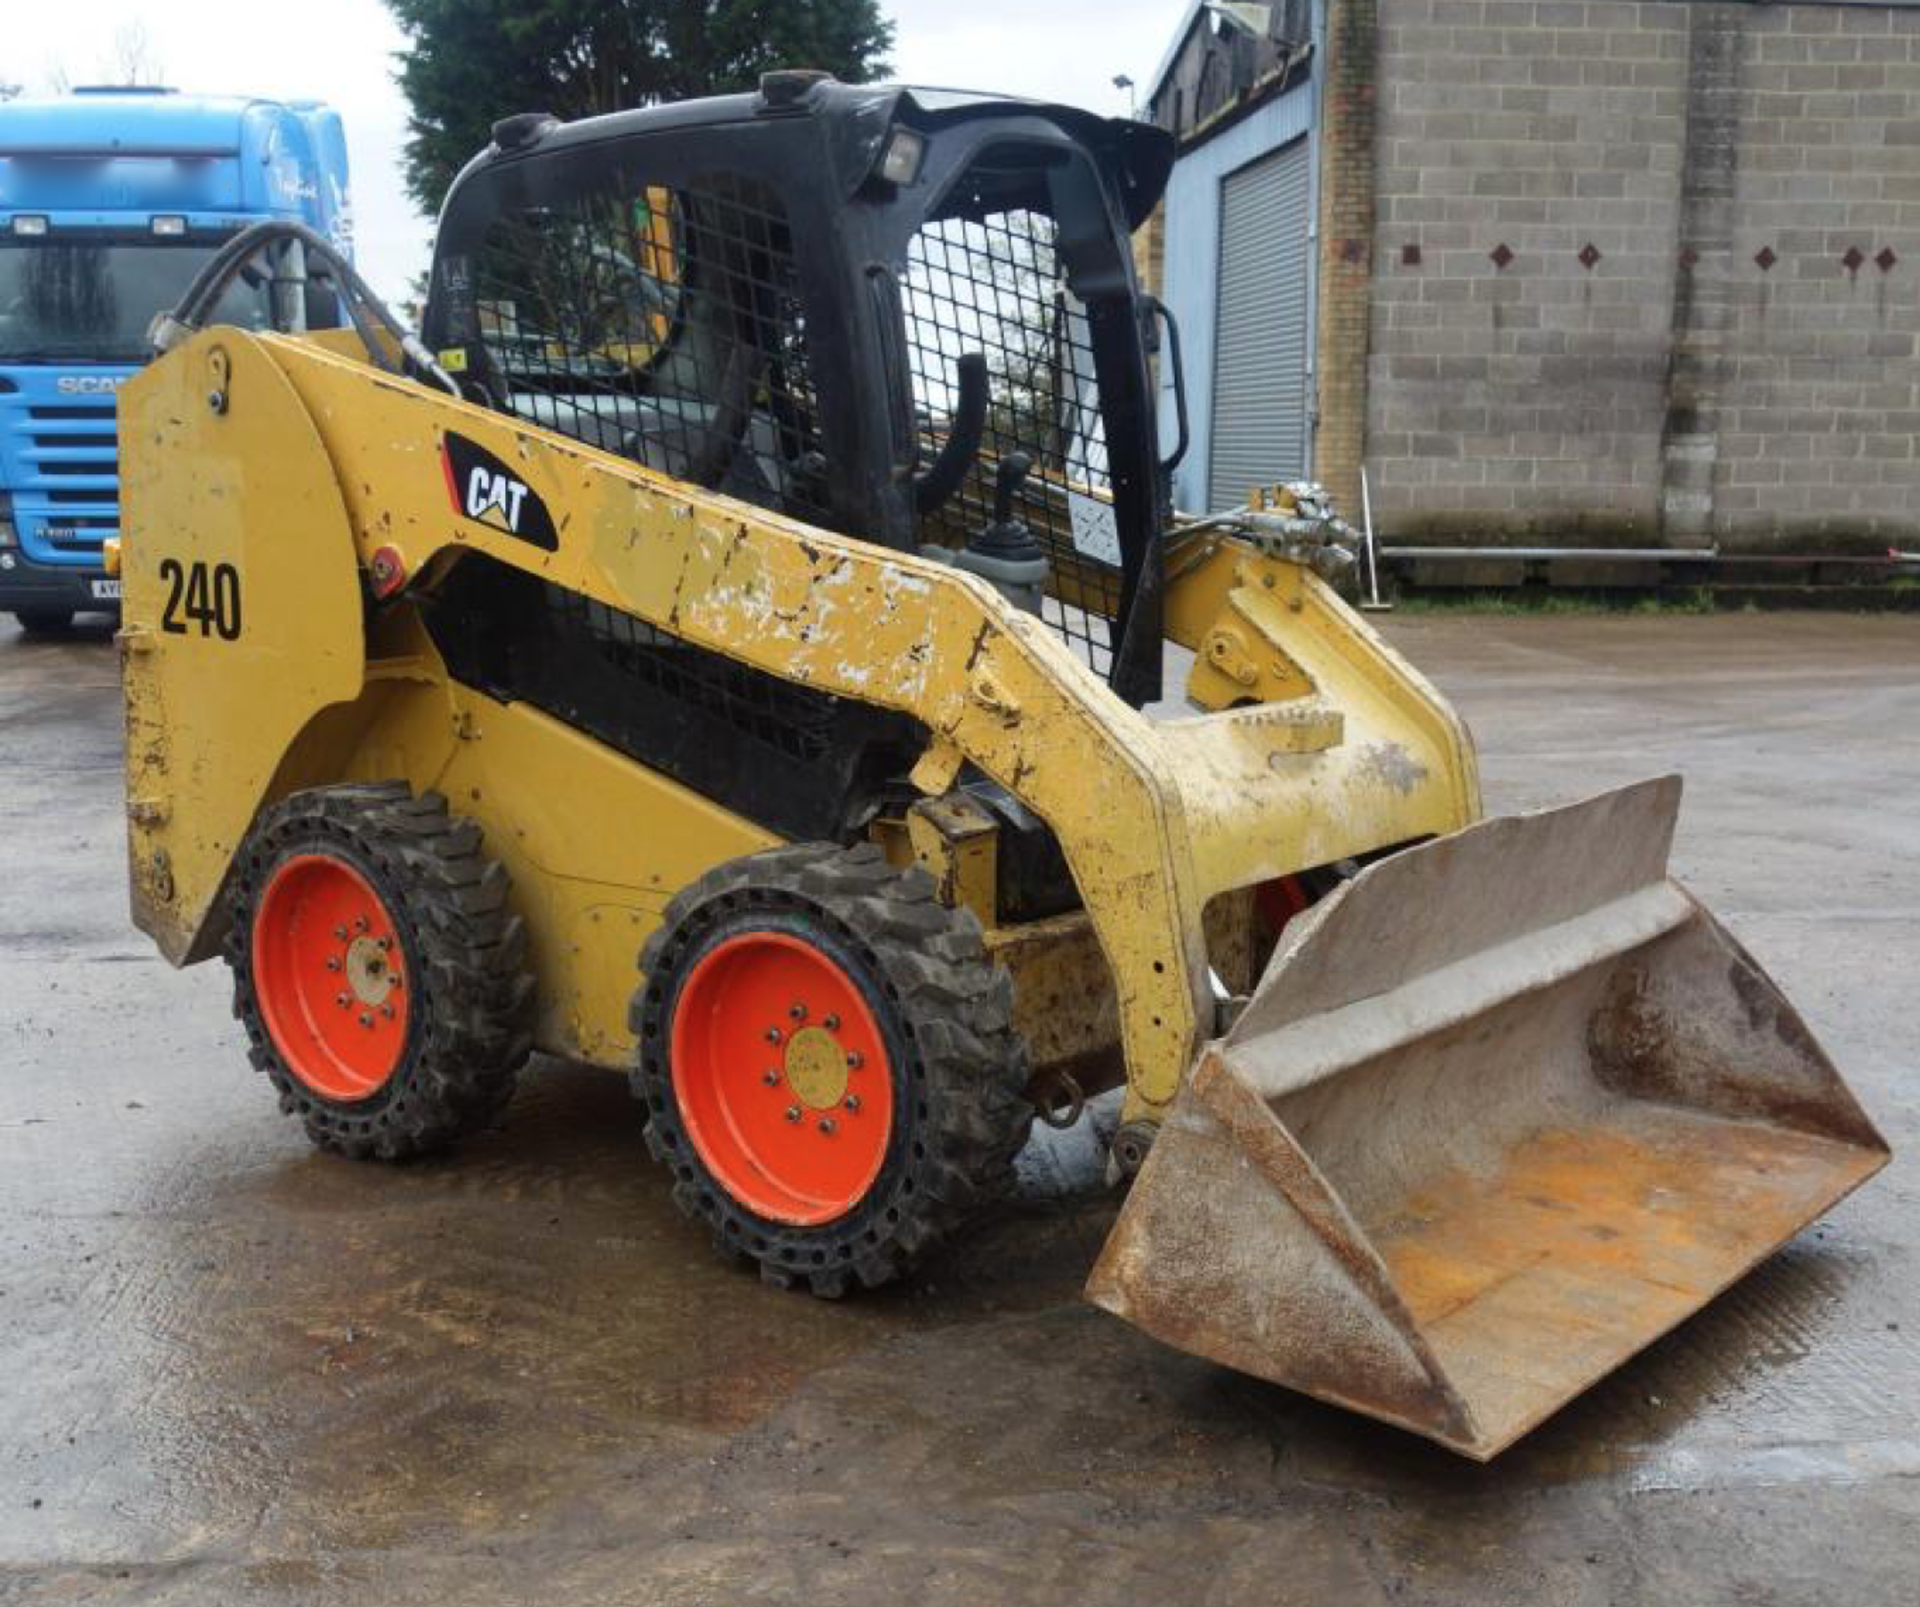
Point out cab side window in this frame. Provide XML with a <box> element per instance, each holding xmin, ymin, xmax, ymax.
<box><xmin>469</xmin><ymin>172</ymin><xmax>831</xmax><ymax>527</ymax></box>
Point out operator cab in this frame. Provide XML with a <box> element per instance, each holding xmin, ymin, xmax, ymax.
<box><xmin>421</xmin><ymin>77</ymin><xmax>1176</xmax><ymax>703</ymax></box>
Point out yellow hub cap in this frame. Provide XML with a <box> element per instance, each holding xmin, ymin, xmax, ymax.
<box><xmin>784</xmin><ymin>1025</ymin><xmax>850</xmax><ymax>1110</ymax></box>
<box><xmin>344</xmin><ymin>934</ymin><xmax>397</xmax><ymax>1007</ymax></box>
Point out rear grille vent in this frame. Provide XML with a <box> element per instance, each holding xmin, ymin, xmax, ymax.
<box><xmin>421</xmin><ymin>554</ymin><xmax>922</xmax><ymax>844</ymax></box>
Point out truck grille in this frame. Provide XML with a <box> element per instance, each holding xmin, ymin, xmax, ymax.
<box><xmin>41</xmin><ymin>514</ymin><xmax>116</xmax><ymax>552</ymax></box>
<box><xmin>24</xmin><ymin>403</ymin><xmax>119</xmax><ymax>506</ymax></box>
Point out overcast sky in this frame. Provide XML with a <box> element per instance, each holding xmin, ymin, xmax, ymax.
<box><xmin>4</xmin><ymin>0</ymin><xmax>1182</xmax><ymax>307</ymax></box>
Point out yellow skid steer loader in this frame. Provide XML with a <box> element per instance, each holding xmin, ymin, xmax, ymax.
<box><xmin>113</xmin><ymin>76</ymin><xmax>1885</xmax><ymax>1459</ymax></box>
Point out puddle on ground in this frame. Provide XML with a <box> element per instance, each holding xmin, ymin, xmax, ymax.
<box><xmin>4</xmin><ymin>1057</ymin><xmax>1123</xmax><ymax>1558</ymax></box>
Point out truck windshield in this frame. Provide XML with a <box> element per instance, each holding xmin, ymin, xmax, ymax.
<box><xmin>0</xmin><ymin>237</ymin><xmax>274</xmax><ymax>362</ymax></box>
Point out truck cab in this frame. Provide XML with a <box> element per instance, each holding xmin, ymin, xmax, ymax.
<box><xmin>0</xmin><ymin>87</ymin><xmax>350</xmax><ymax>633</ymax></box>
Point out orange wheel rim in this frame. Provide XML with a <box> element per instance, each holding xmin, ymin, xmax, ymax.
<box><xmin>670</xmin><ymin>931</ymin><xmax>895</xmax><ymax>1227</ymax></box>
<box><xmin>251</xmin><ymin>854</ymin><xmax>409</xmax><ymax>1103</ymax></box>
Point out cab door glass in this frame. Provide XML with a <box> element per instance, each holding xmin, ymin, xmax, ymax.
<box><xmin>470</xmin><ymin>173</ymin><xmax>832</xmax><ymax>528</ymax></box>
<box><xmin>902</xmin><ymin>192</ymin><xmax>1121</xmax><ymax>679</ymax></box>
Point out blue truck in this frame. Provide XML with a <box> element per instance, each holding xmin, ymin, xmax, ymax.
<box><xmin>0</xmin><ymin>87</ymin><xmax>350</xmax><ymax>633</ymax></box>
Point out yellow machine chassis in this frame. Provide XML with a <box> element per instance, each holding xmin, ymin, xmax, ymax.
<box><xmin>117</xmin><ymin>326</ymin><xmax>1888</xmax><ymax>1461</ymax></box>
<box><xmin>118</xmin><ymin>328</ymin><xmax>1478</xmax><ymax>1127</ymax></box>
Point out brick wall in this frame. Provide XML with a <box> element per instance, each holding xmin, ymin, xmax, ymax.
<box><xmin>1313</xmin><ymin>0</ymin><xmax>1380</xmax><ymax>514</ymax></box>
<box><xmin>1366</xmin><ymin>0</ymin><xmax>1920</xmax><ymax>551</ymax></box>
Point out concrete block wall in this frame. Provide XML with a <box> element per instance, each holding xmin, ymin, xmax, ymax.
<box><xmin>1365</xmin><ymin>0</ymin><xmax>1920</xmax><ymax>551</ymax></box>
<box><xmin>1716</xmin><ymin>2</ymin><xmax>1920</xmax><ymax>542</ymax></box>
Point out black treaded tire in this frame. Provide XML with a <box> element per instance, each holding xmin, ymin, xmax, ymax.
<box><xmin>632</xmin><ymin>841</ymin><xmax>1033</xmax><ymax>1297</ymax></box>
<box><xmin>226</xmin><ymin>782</ymin><xmax>536</xmax><ymax>1160</ymax></box>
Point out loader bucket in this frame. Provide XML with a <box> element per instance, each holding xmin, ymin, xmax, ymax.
<box><xmin>1087</xmin><ymin>778</ymin><xmax>1888</xmax><ymax>1459</ymax></box>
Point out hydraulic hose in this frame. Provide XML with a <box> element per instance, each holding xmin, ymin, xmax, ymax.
<box><xmin>149</xmin><ymin>219</ymin><xmax>459</xmax><ymax>396</ymax></box>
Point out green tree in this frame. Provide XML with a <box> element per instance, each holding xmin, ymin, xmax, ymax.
<box><xmin>384</xmin><ymin>0</ymin><xmax>895</xmax><ymax>212</ymax></box>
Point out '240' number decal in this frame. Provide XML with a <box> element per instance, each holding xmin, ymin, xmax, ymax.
<box><xmin>159</xmin><ymin>558</ymin><xmax>243</xmax><ymax>641</ymax></box>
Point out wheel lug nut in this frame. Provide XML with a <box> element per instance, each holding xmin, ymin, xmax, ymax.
<box><xmin>845</xmin><ymin>1050</ymin><xmax>863</xmax><ymax>1069</ymax></box>
<box><xmin>788</xmin><ymin>1001</ymin><xmax>807</xmax><ymax>1021</ymax></box>
<box><xmin>335</xmin><ymin>991</ymin><xmax>351</xmax><ymax>1008</ymax></box>
<box><xmin>354</xmin><ymin>915</ymin><xmax>369</xmax><ymax>933</ymax></box>
<box><xmin>765</xmin><ymin>1026</ymin><xmax>783</xmax><ymax>1045</ymax></box>
<box><xmin>762</xmin><ymin>1068</ymin><xmax>780</xmax><ymax>1087</ymax></box>
<box><xmin>325</xmin><ymin>956</ymin><xmax>341</xmax><ymax>972</ymax></box>
<box><xmin>784</xmin><ymin>1105</ymin><xmax>802</xmax><ymax>1123</ymax></box>
<box><xmin>844</xmin><ymin>1094</ymin><xmax>860</xmax><ymax>1113</ymax></box>
<box><xmin>818</xmin><ymin>1117</ymin><xmax>837</xmax><ymax>1135</ymax></box>
<box><xmin>823</xmin><ymin>1013</ymin><xmax>840</xmax><ymax>1031</ymax></box>
<box><xmin>380</xmin><ymin>1004</ymin><xmax>395</xmax><ymax>1020</ymax></box>
<box><xmin>359</xmin><ymin>1012</ymin><xmax>374</xmax><ymax>1029</ymax></box>
<box><xmin>333</xmin><ymin>924</ymin><xmax>349</xmax><ymax>940</ymax></box>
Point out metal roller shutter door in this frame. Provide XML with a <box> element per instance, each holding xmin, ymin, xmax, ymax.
<box><xmin>1206</xmin><ymin>138</ymin><xmax>1312</xmax><ymax>511</ymax></box>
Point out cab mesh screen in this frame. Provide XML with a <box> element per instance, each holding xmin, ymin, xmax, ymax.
<box><xmin>470</xmin><ymin>175</ymin><xmax>832</xmax><ymax>529</ymax></box>
<box><xmin>902</xmin><ymin>208</ymin><xmax>1125</xmax><ymax>681</ymax></box>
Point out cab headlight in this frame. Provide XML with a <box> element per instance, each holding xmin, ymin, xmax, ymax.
<box><xmin>878</xmin><ymin>127</ymin><xmax>926</xmax><ymax>187</ymax></box>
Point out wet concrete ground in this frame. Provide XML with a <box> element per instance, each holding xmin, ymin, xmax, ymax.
<box><xmin>2</xmin><ymin>609</ymin><xmax>1917</xmax><ymax>1604</ymax></box>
